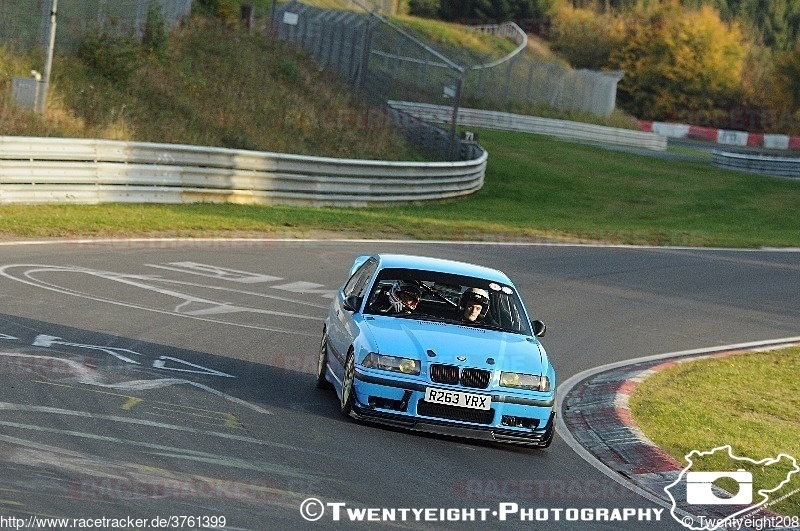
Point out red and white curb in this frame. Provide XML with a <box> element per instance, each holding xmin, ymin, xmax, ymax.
<box><xmin>557</xmin><ymin>338</ymin><xmax>800</xmax><ymax>524</ymax></box>
<box><xmin>639</xmin><ymin>121</ymin><xmax>800</xmax><ymax>151</ymax></box>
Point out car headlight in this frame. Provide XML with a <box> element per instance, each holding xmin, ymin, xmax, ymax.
<box><xmin>500</xmin><ymin>372</ymin><xmax>550</xmax><ymax>392</ymax></box>
<box><xmin>362</xmin><ymin>353</ymin><xmax>420</xmax><ymax>375</ymax></box>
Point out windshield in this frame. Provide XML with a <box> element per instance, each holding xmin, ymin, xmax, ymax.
<box><xmin>364</xmin><ymin>268</ymin><xmax>533</xmax><ymax>336</ymax></box>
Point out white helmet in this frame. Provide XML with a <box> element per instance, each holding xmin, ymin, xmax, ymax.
<box><xmin>459</xmin><ymin>287</ymin><xmax>490</xmax><ymax>318</ymax></box>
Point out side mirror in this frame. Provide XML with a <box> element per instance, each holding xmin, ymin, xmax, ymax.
<box><xmin>532</xmin><ymin>319</ymin><xmax>546</xmax><ymax>337</ymax></box>
<box><xmin>343</xmin><ymin>295</ymin><xmax>361</xmax><ymax>313</ymax></box>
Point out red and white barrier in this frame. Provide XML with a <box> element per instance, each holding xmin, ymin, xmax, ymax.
<box><xmin>638</xmin><ymin>120</ymin><xmax>800</xmax><ymax>151</ymax></box>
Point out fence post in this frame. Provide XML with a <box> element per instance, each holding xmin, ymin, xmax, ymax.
<box><xmin>526</xmin><ymin>60</ymin><xmax>536</xmax><ymax>107</ymax></box>
<box><xmin>356</xmin><ymin>18</ymin><xmax>374</xmax><ymax>93</ymax></box>
<box><xmin>268</xmin><ymin>0</ymin><xmax>277</xmax><ymax>36</ymax></box>
<box><xmin>36</xmin><ymin>0</ymin><xmax>57</xmax><ymax>114</ymax></box>
<box><xmin>449</xmin><ymin>73</ymin><xmax>465</xmax><ymax>161</ymax></box>
<box><xmin>335</xmin><ymin>16</ymin><xmax>348</xmax><ymax>77</ymax></box>
<box><xmin>347</xmin><ymin>21</ymin><xmax>363</xmax><ymax>85</ymax></box>
<box><xmin>135</xmin><ymin>0</ymin><xmax>148</xmax><ymax>40</ymax></box>
<box><xmin>241</xmin><ymin>4</ymin><xmax>254</xmax><ymax>33</ymax></box>
<box><xmin>98</xmin><ymin>0</ymin><xmax>108</xmax><ymax>31</ymax></box>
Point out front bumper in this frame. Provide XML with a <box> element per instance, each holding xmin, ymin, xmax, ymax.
<box><xmin>352</xmin><ymin>367</ymin><xmax>555</xmax><ymax>447</ymax></box>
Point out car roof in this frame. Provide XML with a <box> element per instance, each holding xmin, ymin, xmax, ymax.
<box><xmin>373</xmin><ymin>254</ymin><xmax>513</xmax><ymax>284</ymax></box>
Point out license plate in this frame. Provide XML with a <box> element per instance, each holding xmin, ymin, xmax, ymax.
<box><xmin>425</xmin><ymin>387</ymin><xmax>491</xmax><ymax>410</ymax></box>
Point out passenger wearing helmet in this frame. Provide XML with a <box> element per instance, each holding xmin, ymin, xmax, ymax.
<box><xmin>459</xmin><ymin>287</ymin><xmax>490</xmax><ymax>323</ymax></box>
<box><xmin>373</xmin><ymin>280</ymin><xmax>422</xmax><ymax>315</ymax></box>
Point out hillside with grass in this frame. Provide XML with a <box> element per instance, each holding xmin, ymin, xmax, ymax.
<box><xmin>0</xmin><ymin>3</ymin><xmax>798</xmax><ymax>248</ymax></box>
<box><xmin>0</xmin><ymin>15</ymin><xmax>420</xmax><ymax>161</ymax></box>
<box><xmin>403</xmin><ymin>0</ymin><xmax>800</xmax><ymax>134</ymax></box>
<box><xmin>1</xmin><ymin>2</ymin><xmax>637</xmax><ymax>153</ymax></box>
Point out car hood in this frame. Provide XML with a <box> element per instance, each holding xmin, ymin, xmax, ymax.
<box><xmin>362</xmin><ymin>316</ymin><xmax>547</xmax><ymax>374</ymax></box>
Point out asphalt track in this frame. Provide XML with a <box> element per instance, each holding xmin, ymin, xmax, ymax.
<box><xmin>0</xmin><ymin>239</ymin><xmax>797</xmax><ymax>530</ymax></box>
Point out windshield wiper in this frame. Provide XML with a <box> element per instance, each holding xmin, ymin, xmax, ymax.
<box><xmin>412</xmin><ymin>315</ymin><xmax>452</xmax><ymax>323</ymax></box>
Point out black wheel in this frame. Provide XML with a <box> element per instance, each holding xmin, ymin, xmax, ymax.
<box><xmin>340</xmin><ymin>349</ymin><xmax>355</xmax><ymax>417</ymax></box>
<box><xmin>316</xmin><ymin>331</ymin><xmax>333</xmax><ymax>390</ymax></box>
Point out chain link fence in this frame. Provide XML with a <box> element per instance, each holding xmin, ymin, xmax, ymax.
<box><xmin>3</xmin><ymin>0</ymin><xmax>620</xmax><ymax>157</ymax></box>
<box><xmin>465</xmin><ymin>56</ymin><xmax>623</xmax><ymax>118</ymax></box>
<box><xmin>273</xmin><ymin>0</ymin><xmax>621</xmax><ymax>161</ymax></box>
<box><xmin>275</xmin><ymin>0</ymin><xmax>476</xmax><ymax>161</ymax></box>
<box><xmin>0</xmin><ymin>0</ymin><xmax>192</xmax><ymax>53</ymax></box>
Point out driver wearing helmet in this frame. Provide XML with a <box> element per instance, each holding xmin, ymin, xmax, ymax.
<box><xmin>375</xmin><ymin>280</ymin><xmax>422</xmax><ymax>315</ymax></box>
<box><xmin>459</xmin><ymin>287</ymin><xmax>490</xmax><ymax>323</ymax></box>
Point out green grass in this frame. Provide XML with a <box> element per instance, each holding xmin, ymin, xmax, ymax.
<box><xmin>630</xmin><ymin>348</ymin><xmax>800</xmax><ymax>516</ymax></box>
<box><xmin>1</xmin><ymin>20</ymin><xmax>420</xmax><ymax>161</ymax></box>
<box><xmin>1</xmin><ymin>13</ymin><xmax>799</xmax><ymax>248</ymax></box>
<box><xmin>374</xmin><ymin>130</ymin><xmax>799</xmax><ymax>248</ymax></box>
<box><xmin>1</xmin><ymin>131</ymin><xmax>798</xmax><ymax>247</ymax></box>
<box><xmin>391</xmin><ymin>14</ymin><xmax>518</xmax><ymax>58</ymax></box>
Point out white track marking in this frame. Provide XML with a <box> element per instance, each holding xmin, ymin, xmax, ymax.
<box><xmin>152</xmin><ymin>356</ymin><xmax>234</xmax><ymax>378</ymax></box>
<box><xmin>0</xmin><ymin>264</ymin><xmax>319</xmax><ymax>337</ymax></box>
<box><xmin>140</xmin><ymin>274</ymin><xmax>329</xmax><ymax>309</ymax></box>
<box><xmin>33</xmin><ymin>334</ymin><xmax>142</xmax><ymax>364</ymax></box>
<box><xmin>269</xmin><ymin>281</ymin><xmax>337</xmax><ymax>299</ymax></box>
<box><xmin>147</xmin><ymin>262</ymin><xmax>283</xmax><ymax>283</ymax></box>
<box><xmin>0</xmin><ymin>405</ymin><xmax>301</xmax><ymax>452</ymax></box>
<box><xmin>0</xmin><ymin>352</ymin><xmax>268</xmax><ymax>414</ymax></box>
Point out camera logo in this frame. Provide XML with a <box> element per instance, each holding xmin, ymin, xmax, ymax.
<box><xmin>685</xmin><ymin>469</ymin><xmax>752</xmax><ymax>505</ymax></box>
<box><xmin>664</xmin><ymin>445</ymin><xmax>799</xmax><ymax>531</ymax></box>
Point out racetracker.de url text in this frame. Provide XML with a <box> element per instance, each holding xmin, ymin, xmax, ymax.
<box><xmin>0</xmin><ymin>515</ymin><xmax>226</xmax><ymax>529</ymax></box>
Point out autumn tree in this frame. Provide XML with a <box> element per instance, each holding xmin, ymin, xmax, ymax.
<box><xmin>549</xmin><ymin>6</ymin><xmax>625</xmax><ymax>69</ymax></box>
<box><xmin>609</xmin><ymin>2</ymin><xmax>747</xmax><ymax>119</ymax></box>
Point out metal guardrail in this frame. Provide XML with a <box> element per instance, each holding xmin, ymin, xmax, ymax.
<box><xmin>712</xmin><ymin>150</ymin><xmax>800</xmax><ymax>178</ymax></box>
<box><xmin>389</xmin><ymin>101</ymin><xmax>668</xmax><ymax>151</ymax></box>
<box><xmin>0</xmin><ymin>136</ymin><xmax>487</xmax><ymax>206</ymax></box>
<box><xmin>468</xmin><ymin>22</ymin><xmax>527</xmax><ymax>70</ymax></box>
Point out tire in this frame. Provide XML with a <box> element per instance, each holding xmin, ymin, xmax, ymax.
<box><xmin>339</xmin><ymin>349</ymin><xmax>356</xmax><ymax>417</ymax></box>
<box><xmin>316</xmin><ymin>332</ymin><xmax>333</xmax><ymax>390</ymax></box>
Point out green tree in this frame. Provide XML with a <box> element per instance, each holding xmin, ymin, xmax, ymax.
<box><xmin>737</xmin><ymin>0</ymin><xmax>791</xmax><ymax>49</ymax></box>
<box><xmin>77</xmin><ymin>30</ymin><xmax>142</xmax><ymax>84</ymax></box>
<box><xmin>610</xmin><ymin>2</ymin><xmax>746</xmax><ymax>119</ymax></box>
<box><xmin>193</xmin><ymin>0</ymin><xmax>239</xmax><ymax>24</ymax></box>
<box><xmin>142</xmin><ymin>5</ymin><xmax>169</xmax><ymax>59</ymax></box>
<box><xmin>408</xmin><ymin>0</ymin><xmax>440</xmax><ymax>18</ymax></box>
<box><xmin>774</xmin><ymin>40</ymin><xmax>800</xmax><ymax>110</ymax></box>
<box><xmin>563</xmin><ymin>0</ymin><xmax>800</xmax><ymax>52</ymax></box>
<box><xmin>439</xmin><ymin>0</ymin><xmax>554</xmax><ymax>21</ymax></box>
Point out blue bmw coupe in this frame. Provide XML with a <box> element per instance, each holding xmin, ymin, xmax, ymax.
<box><xmin>317</xmin><ymin>254</ymin><xmax>556</xmax><ymax>447</ymax></box>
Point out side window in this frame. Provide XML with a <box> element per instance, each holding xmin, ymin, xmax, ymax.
<box><xmin>343</xmin><ymin>259</ymin><xmax>377</xmax><ymax>298</ymax></box>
